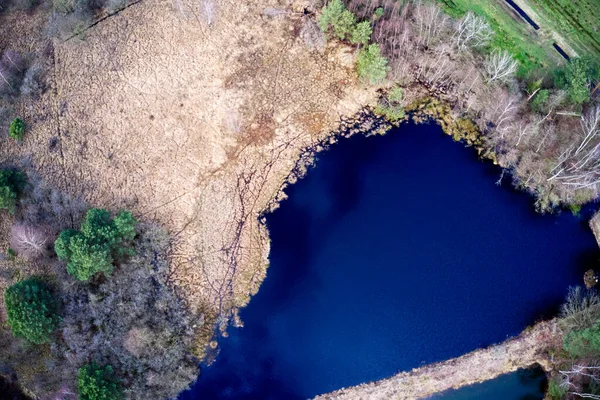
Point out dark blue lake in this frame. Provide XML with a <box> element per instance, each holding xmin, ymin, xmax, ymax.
<box><xmin>180</xmin><ymin>122</ymin><xmax>599</xmax><ymax>399</ymax></box>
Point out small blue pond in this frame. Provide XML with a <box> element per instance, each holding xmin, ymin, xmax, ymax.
<box><xmin>429</xmin><ymin>366</ymin><xmax>547</xmax><ymax>400</ymax></box>
<box><xmin>180</xmin><ymin>122</ymin><xmax>599</xmax><ymax>399</ymax></box>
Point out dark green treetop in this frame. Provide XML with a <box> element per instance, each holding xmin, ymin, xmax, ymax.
<box><xmin>55</xmin><ymin>208</ymin><xmax>137</xmax><ymax>281</ymax></box>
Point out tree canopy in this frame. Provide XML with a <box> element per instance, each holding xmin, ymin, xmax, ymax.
<box><xmin>555</xmin><ymin>58</ymin><xmax>598</xmax><ymax>105</ymax></box>
<box><xmin>318</xmin><ymin>0</ymin><xmax>356</xmax><ymax>41</ymax></box>
<box><xmin>356</xmin><ymin>44</ymin><xmax>388</xmax><ymax>84</ymax></box>
<box><xmin>55</xmin><ymin>208</ymin><xmax>136</xmax><ymax>281</ymax></box>
<box><xmin>78</xmin><ymin>363</ymin><xmax>123</xmax><ymax>400</ymax></box>
<box><xmin>4</xmin><ymin>278</ymin><xmax>59</xmax><ymax>344</ymax></box>
<box><xmin>351</xmin><ymin>20</ymin><xmax>372</xmax><ymax>45</ymax></box>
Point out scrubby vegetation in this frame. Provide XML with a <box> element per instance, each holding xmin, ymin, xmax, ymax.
<box><xmin>78</xmin><ymin>363</ymin><xmax>123</xmax><ymax>400</ymax></box>
<box><xmin>4</xmin><ymin>277</ymin><xmax>59</xmax><ymax>344</ymax></box>
<box><xmin>317</xmin><ymin>0</ymin><xmax>600</xmax><ymax>211</ymax></box>
<box><xmin>0</xmin><ymin>173</ymin><xmax>199</xmax><ymax>398</ymax></box>
<box><xmin>59</xmin><ymin>223</ymin><xmax>200</xmax><ymax>399</ymax></box>
<box><xmin>374</xmin><ymin>86</ymin><xmax>405</xmax><ymax>121</ymax></box>
<box><xmin>0</xmin><ymin>47</ymin><xmax>45</xmax><ymax>130</ymax></box>
<box><xmin>319</xmin><ymin>0</ymin><xmax>387</xmax><ymax>83</ymax></box>
<box><xmin>55</xmin><ymin>208</ymin><xmax>136</xmax><ymax>281</ymax></box>
<box><xmin>548</xmin><ymin>287</ymin><xmax>600</xmax><ymax>398</ymax></box>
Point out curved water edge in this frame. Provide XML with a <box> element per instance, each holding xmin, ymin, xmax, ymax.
<box><xmin>179</xmin><ymin>120</ymin><xmax>599</xmax><ymax>399</ymax></box>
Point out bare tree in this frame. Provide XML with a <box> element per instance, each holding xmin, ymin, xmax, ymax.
<box><xmin>559</xmin><ymin>364</ymin><xmax>600</xmax><ymax>399</ymax></box>
<box><xmin>453</xmin><ymin>11</ymin><xmax>493</xmax><ymax>50</ymax></box>
<box><xmin>224</xmin><ymin>109</ymin><xmax>243</xmax><ymax>134</ymax></box>
<box><xmin>548</xmin><ymin>106</ymin><xmax>600</xmax><ymax>193</ymax></box>
<box><xmin>412</xmin><ymin>1</ymin><xmax>450</xmax><ymax>48</ymax></box>
<box><xmin>202</xmin><ymin>0</ymin><xmax>217</xmax><ymax>26</ymax></box>
<box><xmin>484</xmin><ymin>50</ymin><xmax>518</xmax><ymax>85</ymax></box>
<box><xmin>9</xmin><ymin>224</ymin><xmax>50</xmax><ymax>260</ymax></box>
<box><xmin>0</xmin><ymin>50</ymin><xmax>25</xmax><ymax>96</ymax></box>
<box><xmin>559</xmin><ymin>286</ymin><xmax>600</xmax><ymax>332</ymax></box>
<box><xmin>300</xmin><ymin>15</ymin><xmax>326</xmax><ymax>50</ymax></box>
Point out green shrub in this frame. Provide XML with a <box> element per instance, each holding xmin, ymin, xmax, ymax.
<box><xmin>55</xmin><ymin>208</ymin><xmax>137</xmax><ymax>281</ymax></box>
<box><xmin>531</xmin><ymin>89</ymin><xmax>549</xmax><ymax>113</ymax></box>
<box><xmin>374</xmin><ymin>86</ymin><xmax>405</xmax><ymax>121</ymax></box>
<box><xmin>351</xmin><ymin>20</ymin><xmax>372</xmax><ymax>45</ymax></box>
<box><xmin>563</xmin><ymin>321</ymin><xmax>600</xmax><ymax>357</ymax></box>
<box><xmin>374</xmin><ymin>104</ymin><xmax>405</xmax><ymax>121</ymax></box>
<box><xmin>318</xmin><ymin>0</ymin><xmax>356</xmax><ymax>40</ymax></box>
<box><xmin>9</xmin><ymin>117</ymin><xmax>25</xmax><ymax>140</ymax></box>
<box><xmin>4</xmin><ymin>278</ymin><xmax>59</xmax><ymax>344</ymax></box>
<box><xmin>78</xmin><ymin>363</ymin><xmax>123</xmax><ymax>400</ymax></box>
<box><xmin>555</xmin><ymin>58</ymin><xmax>598</xmax><ymax>105</ymax></box>
<box><xmin>0</xmin><ymin>169</ymin><xmax>27</xmax><ymax>214</ymax></box>
<box><xmin>356</xmin><ymin>44</ymin><xmax>388</xmax><ymax>84</ymax></box>
<box><xmin>547</xmin><ymin>378</ymin><xmax>567</xmax><ymax>400</ymax></box>
<box><xmin>388</xmin><ymin>87</ymin><xmax>403</xmax><ymax>103</ymax></box>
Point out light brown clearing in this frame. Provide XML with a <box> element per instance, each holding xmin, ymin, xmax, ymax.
<box><xmin>0</xmin><ymin>0</ymin><xmax>377</xmax><ymax>322</ymax></box>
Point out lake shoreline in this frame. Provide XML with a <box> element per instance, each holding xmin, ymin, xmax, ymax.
<box><xmin>315</xmin><ymin>319</ymin><xmax>559</xmax><ymax>400</ymax></box>
<box><xmin>244</xmin><ymin>107</ymin><xmax>600</xmax><ymax>399</ymax></box>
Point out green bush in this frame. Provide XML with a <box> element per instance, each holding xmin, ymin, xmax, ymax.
<box><xmin>563</xmin><ymin>321</ymin><xmax>600</xmax><ymax>357</ymax></box>
<box><xmin>555</xmin><ymin>58</ymin><xmax>598</xmax><ymax>105</ymax></box>
<box><xmin>531</xmin><ymin>89</ymin><xmax>549</xmax><ymax>113</ymax></box>
<box><xmin>547</xmin><ymin>378</ymin><xmax>567</xmax><ymax>400</ymax></box>
<box><xmin>78</xmin><ymin>363</ymin><xmax>123</xmax><ymax>400</ymax></box>
<box><xmin>351</xmin><ymin>20</ymin><xmax>372</xmax><ymax>45</ymax></box>
<box><xmin>375</xmin><ymin>87</ymin><xmax>405</xmax><ymax>121</ymax></box>
<box><xmin>55</xmin><ymin>208</ymin><xmax>137</xmax><ymax>281</ymax></box>
<box><xmin>4</xmin><ymin>278</ymin><xmax>59</xmax><ymax>344</ymax></box>
<box><xmin>318</xmin><ymin>0</ymin><xmax>356</xmax><ymax>40</ymax></box>
<box><xmin>9</xmin><ymin>117</ymin><xmax>25</xmax><ymax>140</ymax></box>
<box><xmin>356</xmin><ymin>44</ymin><xmax>388</xmax><ymax>84</ymax></box>
<box><xmin>0</xmin><ymin>169</ymin><xmax>27</xmax><ymax>214</ymax></box>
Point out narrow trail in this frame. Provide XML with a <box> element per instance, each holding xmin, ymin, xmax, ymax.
<box><xmin>316</xmin><ymin>320</ymin><xmax>559</xmax><ymax>400</ymax></box>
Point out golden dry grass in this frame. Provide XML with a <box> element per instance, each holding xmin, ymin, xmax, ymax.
<box><xmin>0</xmin><ymin>0</ymin><xmax>377</xmax><ymax>321</ymax></box>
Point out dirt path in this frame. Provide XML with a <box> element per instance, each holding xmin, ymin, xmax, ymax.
<box><xmin>315</xmin><ymin>320</ymin><xmax>559</xmax><ymax>400</ymax></box>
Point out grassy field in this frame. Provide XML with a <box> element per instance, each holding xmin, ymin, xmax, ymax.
<box><xmin>526</xmin><ymin>0</ymin><xmax>600</xmax><ymax>62</ymax></box>
<box><xmin>436</xmin><ymin>0</ymin><xmax>561</xmax><ymax>77</ymax></box>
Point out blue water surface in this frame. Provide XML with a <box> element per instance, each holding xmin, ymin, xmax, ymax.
<box><xmin>180</xmin><ymin>122</ymin><xmax>599</xmax><ymax>399</ymax></box>
<box><xmin>429</xmin><ymin>367</ymin><xmax>547</xmax><ymax>400</ymax></box>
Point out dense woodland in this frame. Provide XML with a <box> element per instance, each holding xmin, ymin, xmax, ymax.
<box><xmin>0</xmin><ymin>0</ymin><xmax>600</xmax><ymax>399</ymax></box>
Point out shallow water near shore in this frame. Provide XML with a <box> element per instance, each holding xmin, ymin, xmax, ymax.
<box><xmin>180</xmin><ymin>122</ymin><xmax>599</xmax><ymax>399</ymax></box>
<box><xmin>429</xmin><ymin>366</ymin><xmax>547</xmax><ymax>400</ymax></box>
